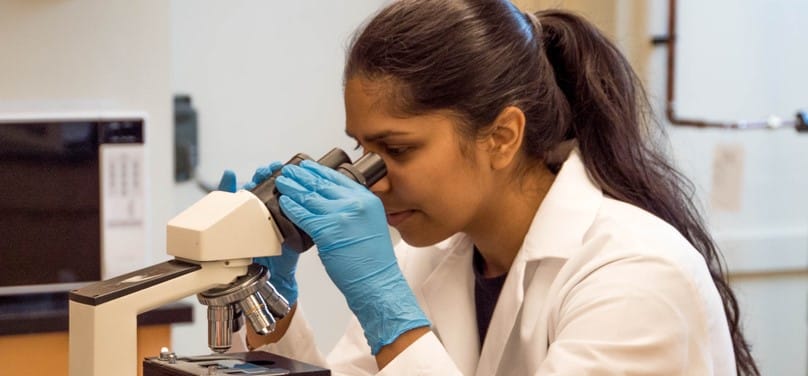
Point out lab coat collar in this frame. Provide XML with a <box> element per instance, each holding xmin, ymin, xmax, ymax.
<box><xmin>420</xmin><ymin>148</ymin><xmax>602</xmax><ymax>375</ymax></box>
<box><xmin>421</xmin><ymin>235</ymin><xmax>479</xmax><ymax>376</ymax></box>
<box><xmin>518</xmin><ymin>148</ymin><xmax>603</xmax><ymax>262</ymax></box>
<box><xmin>477</xmin><ymin>148</ymin><xmax>603</xmax><ymax>375</ymax></box>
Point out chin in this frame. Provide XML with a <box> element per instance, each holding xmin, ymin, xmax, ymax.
<box><xmin>398</xmin><ymin>228</ymin><xmax>452</xmax><ymax>248</ymax></box>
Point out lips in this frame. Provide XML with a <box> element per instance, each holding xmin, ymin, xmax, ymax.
<box><xmin>386</xmin><ymin>210</ymin><xmax>415</xmax><ymax>226</ymax></box>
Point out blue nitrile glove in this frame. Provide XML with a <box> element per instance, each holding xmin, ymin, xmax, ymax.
<box><xmin>274</xmin><ymin>160</ymin><xmax>430</xmax><ymax>355</ymax></box>
<box><xmin>218</xmin><ymin>165</ymin><xmax>300</xmax><ymax>305</ymax></box>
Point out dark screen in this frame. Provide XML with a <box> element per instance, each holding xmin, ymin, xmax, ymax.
<box><xmin>0</xmin><ymin>122</ymin><xmax>101</xmax><ymax>288</ymax></box>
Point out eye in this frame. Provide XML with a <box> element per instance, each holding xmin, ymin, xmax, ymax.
<box><xmin>353</xmin><ymin>141</ymin><xmax>364</xmax><ymax>152</ymax></box>
<box><xmin>385</xmin><ymin>145</ymin><xmax>412</xmax><ymax>157</ymax></box>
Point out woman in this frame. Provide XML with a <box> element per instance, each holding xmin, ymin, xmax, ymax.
<box><xmin>221</xmin><ymin>0</ymin><xmax>759</xmax><ymax>374</ymax></box>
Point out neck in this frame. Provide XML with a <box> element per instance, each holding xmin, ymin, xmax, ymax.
<box><xmin>468</xmin><ymin>163</ymin><xmax>555</xmax><ymax>278</ymax></box>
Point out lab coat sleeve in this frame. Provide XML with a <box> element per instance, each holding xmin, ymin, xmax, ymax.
<box><xmin>325</xmin><ymin>316</ymin><xmax>379</xmax><ymax>375</ymax></box>
<box><xmin>322</xmin><ymin>239</ymin><xmax>464</xmax><ymax>375</ymax></box>
<box><xmin>375</xmin><ymin>332</ymin><xmax>464</xmax><ymax>375</ymax></box>
<box><xmin>249</xmin><ymin>297</ymin><xmax>448</xmax><ymax>375</ymax></box>
<box><xmin>253</xmin><ymin>302</ymin><xmax>329</xmax><ymax>368</ymax></box>
<box><xmin>536</xmin><ymin>254</ymin><xmax>723</xmax><ymax>375</ymax></box>
<box><xmin>325</xmin><ymin>315</ymin><xmax>464</xmax><ymax>376</ymax></box>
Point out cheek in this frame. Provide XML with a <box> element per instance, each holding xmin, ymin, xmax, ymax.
<box><xmin>390</xmin><ymin>157</ymin><xmax>486</xmax><ymax>245</ymax></box>
<box><xmin>393</xmin><ymin>154</ymin><xmax>477</xmax><ymax>210</ymax></box>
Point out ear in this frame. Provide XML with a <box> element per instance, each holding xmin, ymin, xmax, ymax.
<box><xmin>484</xmin><ymin>106</ymin><xmax>526</xmax><ymax>170</ymax></box>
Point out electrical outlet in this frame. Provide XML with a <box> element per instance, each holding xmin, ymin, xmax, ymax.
<box><xmin>710</xmin><ymin>143</ymin><xmax>745</xmax><ymax>212</ymax></box>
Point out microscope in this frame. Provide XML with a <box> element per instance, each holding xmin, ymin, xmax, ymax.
<box><xmin>68</xmin><ymin>148</ymin><xmax>386</xmax><ymax>376</ymax></box>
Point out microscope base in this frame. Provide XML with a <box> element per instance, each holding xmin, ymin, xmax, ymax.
<box><xmin>143</xmin><ymin>351</ymin><xmax>330</xmax><ymax>375</ymax></box>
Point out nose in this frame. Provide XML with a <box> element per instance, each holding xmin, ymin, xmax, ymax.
<box><xmin>370</xmin><ymin>174</ymin><xmax>390</xmax><ymax>194</ymax></box>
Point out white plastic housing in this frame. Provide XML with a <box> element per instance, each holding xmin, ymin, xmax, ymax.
<box><xmin>167</xmin><ymin>190</ymin><xmax>283</xmax><ymax>260</ymax></box>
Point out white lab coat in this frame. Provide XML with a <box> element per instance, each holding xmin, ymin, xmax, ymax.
<box><xmin>255</xmin><ymin>149</ymin><xmax>737</xmax><ymax>375</ymax></box>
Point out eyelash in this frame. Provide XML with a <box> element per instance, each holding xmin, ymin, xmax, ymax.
<box><xmin>353</xmin><ymin>141</ymin><xmax>411</xmax><ymax>157</ymax></box>
<box><xmin>385</xmin><ymin>146</ymin><xmax>411</xmax><ymax>156</ymax></box>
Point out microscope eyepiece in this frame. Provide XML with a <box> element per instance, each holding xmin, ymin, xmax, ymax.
<box><xmin>337</xmin><ymin>152</ymin><xmax>386</xmax><ymax>187</ymax></box>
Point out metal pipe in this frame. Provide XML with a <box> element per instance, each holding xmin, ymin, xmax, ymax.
<box><xmin>662</xmin><ymin>0</ymin><xmax>802</xmax><ymax>131</ymax></box>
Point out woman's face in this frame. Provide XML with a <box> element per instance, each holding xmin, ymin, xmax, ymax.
<box><xmin>344</xmin><ymin>78</ymin><xmax>495</xmax><ymax>246</ymax></box>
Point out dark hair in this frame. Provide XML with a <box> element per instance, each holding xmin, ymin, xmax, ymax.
<box><xmin>344</xmin><ymin>1</ymin><xmax>759</xmax><ymax>374</ymax></box>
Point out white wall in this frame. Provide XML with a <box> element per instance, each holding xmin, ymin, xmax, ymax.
<box><xmin>170</xmin><ymin>0</ymin><xmax>388</xmax><ymax>355</ymax></box>
<box><xmin>667</xmin><ymin>0</ymin><xmax>808</xmax><ymax>255</ymax></box>
<box><xmin>644</xmin><ymin>0</ymin><xmax>808</xmax><ymax>374</ymax></box>
<box><xmin>0</xmin><ymin>2</ymin><xmax>172</xmax><ymax>273</ymax></box>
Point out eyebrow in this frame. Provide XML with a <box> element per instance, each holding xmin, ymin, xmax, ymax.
<box><xmin>344</xmin><ymin>129</ymin><xmax>411</xmax><ymax>143</ymax></box>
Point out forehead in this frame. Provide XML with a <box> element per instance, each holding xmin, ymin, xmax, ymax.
<box><xmin>343</xmin><ymin>77</ymin><xmax>458</xmax><ymax>139</ymax></box>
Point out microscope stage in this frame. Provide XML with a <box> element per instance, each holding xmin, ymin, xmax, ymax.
<box><xmin>143</xmin><ymin>351</ymin><xmax>329</xmax><ymax>375</ymax></box>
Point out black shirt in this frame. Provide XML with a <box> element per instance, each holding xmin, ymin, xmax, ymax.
<box><xmin>473</xmin><ymin>247</ymin><xmax>508</xmax><ymax>348</ymax></box>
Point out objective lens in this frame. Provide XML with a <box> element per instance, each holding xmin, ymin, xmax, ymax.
<box><xmin>259</xmin><ymin>281</ymin><xmax>291</xmax><ymax>319</ymax></box>
<box><xmin>197</xmin><ymin>264</ymin><xmax>284</xmax><ymax>353</ymax></box>
<box><xmin>238</xmin><ymin>292</ymin><xmax>276</xmax><ymax>335</ymax></box>
<box><xmin>207</xmin><ymin>305</ymin><xmax>234</xmax><ymax>353</ymax></box>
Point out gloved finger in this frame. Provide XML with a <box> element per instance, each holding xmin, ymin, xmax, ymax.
<box><xmin>274</xmin><ymin>174</ymin><xmax>310</xmax><ymax>197</ymax></box>
<box><xmin>278</xmin><ymin>195</ymin><xmax>317</xmax><ymax>229</ymax></box>
<box><xmin>269</xmin><ymin>161</ymin><xmax>284</xmax><ymax>173</ymax></box>
<box><xmin>281</xmin><ymin>163</ymin><xmax>355</xmax><ymax>200</ymax></box>
<box><xmin>275</xmin><ymin>175</ymin><xmax>339</xmax><ymax>215</ymax></box>
<box><xmin>252</xmin><ymin>161</ymin><xmax>284</xmax><ymax>184</ymax></box>
<box><xmin>217</xmin><ymin>170</ymin><xmax>238</xmax><ymax>192</ymax></box>
<box><xmin>243</xmin><ymin>166</ymin><xmax>269</xmax><ymax>190</ymax></box>
<box><xmin>300</xmin><ymin>159</ymin><xmax>366</xmax><ymax>190</ymax></box>
<box><xmin>244</xmin><ymin>161</ymin><xmax>284</xmax><ymax>191</ymax></box>
<box><xmin>280</xmin><ymin>163</ymin><xmax>340</xmax><ymax>192</ymax></box>
<box><xmin>252</xmin><ymin>166</ymin><xmax>272</xmax><ymax>183</ymax></box>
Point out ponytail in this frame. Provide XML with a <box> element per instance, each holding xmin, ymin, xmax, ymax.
<box><xmin>534</xmin><ymin>10</ymin><xmax>760</xmax><ymax>376</ymax></box>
